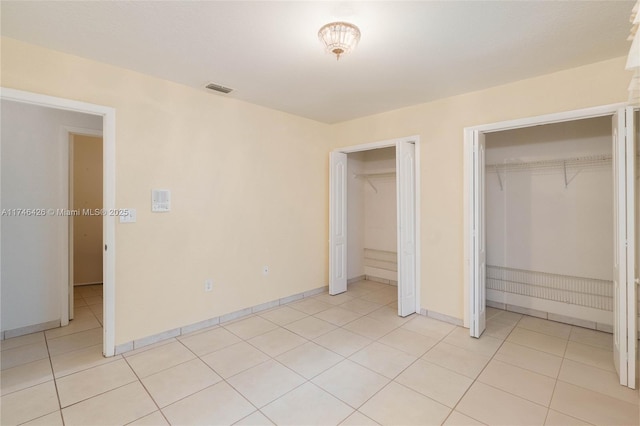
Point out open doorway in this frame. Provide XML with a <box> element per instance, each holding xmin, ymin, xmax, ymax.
<box><xmin>329</xmin><ymin>136</ymin><xmax>420</xmax><ymax>318</ymax></box>
<box><xmin>464</xmin><ymin>104</ymin><xmax>638</xmax><ymax>388</ymax></box>
<box><xmin>69</xmin><ymin>133</ymin><xmax>104</xmax><ymax>326</ymax></box>
<box><xmin>0</xmin><ymin>88</ymin><xmax>116</xmax><ymax>356</ymax></box>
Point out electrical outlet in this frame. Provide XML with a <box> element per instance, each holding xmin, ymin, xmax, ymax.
<box><xmin>262</xmin><ymin>265</ymin><xmax>269</xmax><ymax>276</ymax></box>
<box><xmin>204</xmin><ymin>279</ymin><xmax>213</xmax><ymax>292</ymax></box>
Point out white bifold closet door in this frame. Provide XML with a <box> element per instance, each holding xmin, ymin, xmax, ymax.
<box><xmin>396</xmin><ymin>141</ymin><xmax>417</xmax><ymax>317</ymax></box>
<box><xmin>329</xmin><ymin>151</ymin><xmax>348</xmax><ymax>295</ymax></box>
<box><xmin>613</xmin><ymin>107</ymin><xmax>637</xmax><ymax>388</ymax></box>
<box><xmin>470</xmin><ymin>131</ymin><xmax>487</xmax><ymax>338</ymax></box>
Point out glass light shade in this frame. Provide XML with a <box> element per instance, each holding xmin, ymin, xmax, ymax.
<box><xmin>627</xmin><ymin>31</ymin><xmax>639</xmax><ymax>70</ymax></box>
<box><xmin>628</xmin><ymin>70</ymin><xmax>639</xmax><ymax>104</ymax></box>
<box><xmin>318</xmin><ymin>22</ymin><xmax>361</xmax><ymax>60</ymax></box>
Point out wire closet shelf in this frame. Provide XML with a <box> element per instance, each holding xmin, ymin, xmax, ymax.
<box><xmin>486</xmin><ymin>154</ymin><xmax>612</xmax><ymax>189</ymax></box>
<box><xmin>486</xmin><ymin>154</ymin><xmax>612</xmax><ymax>173</ymax></box>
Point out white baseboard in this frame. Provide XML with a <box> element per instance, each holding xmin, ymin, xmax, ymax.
<box><xmin>487</xmin><ymin>299</ymin><xmax>613</xmax><ymax>334</ymax></box>
<box><xmin>115</xmin><ymin>284</ymin><xmax>329</xmax><ymax>356</ymax></box>
<box><xmin>364</xmin><ymin>275</ymin><xmax>398</xmax><ymax>287</ymax></box>
<box><xmin>2</xmin><ymin>319</ymin><xmax>60</xmax><ymax>340</ymax></box>
<box><xmin>419</xmin><ymin>308</ymin><xmax>463</xmax><ymax>326</ymax></box>
<box><xmin>348</xmin><ymin>275</ymin><xmax>365</xmax><ymax>284</ymax></box>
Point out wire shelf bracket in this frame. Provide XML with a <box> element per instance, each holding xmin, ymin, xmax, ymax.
<box><xmin>563</xmin><ymin>160</ymin><xmax>581</xmax><ymax>188</ymax></box>
<box><xmin>495</xmin><ymin>165</ymin><xmax>505</xmax><ymax>191</ymax></box>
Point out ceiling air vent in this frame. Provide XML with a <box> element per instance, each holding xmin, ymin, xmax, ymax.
<box><xmin>205</xmin><ymin>82</ymin><xmax>233</xmax><ymax>94</ymax></box>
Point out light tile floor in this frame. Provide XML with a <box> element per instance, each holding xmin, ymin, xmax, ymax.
<box><xmin>1</xmin><ymin>281</ymin><xmax>639</xmax><ymax>425</ymax></box>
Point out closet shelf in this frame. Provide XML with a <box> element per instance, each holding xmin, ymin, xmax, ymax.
<box><xmin>353</xmin><ymin>170</ymin><xmax>396</xmax><ymax>193</ymax></box>
<box><xmin>486</xmin><ymin>154</ymin><xmax>612</xmax><ymax>172</ymax></box>
<box><xmin>486</xmin><ymin>154</ymin><xmax>612</xmax><ymax>190</ymax></box>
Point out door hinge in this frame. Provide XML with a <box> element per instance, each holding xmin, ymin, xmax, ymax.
<box><xmin>104</xmin><ymin>244</ymin><xmax>107</xmax><ymax>251</ymax></box>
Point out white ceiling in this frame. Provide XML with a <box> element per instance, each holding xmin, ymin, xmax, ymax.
<box><xmin>1</xmin><ymin>1</ymin><xmax>633</xmax><ymax>123</ymax></box>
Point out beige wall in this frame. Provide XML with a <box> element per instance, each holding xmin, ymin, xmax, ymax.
<box><xmin>332</xmin><ymin>56</ymin><xmax>631</xmax><ymax>322</ymax></box>
<box><xmin>1</xmin><ymin>38</ymin><xmax>331</xmax><ymax>344</ymax></box>
<box><xmin>1</xmin><ymin>36</ymin><xmax>631</xmax><ymax>344</ymax></box>
<box><xmin>73</xmin><ymin>134</ymin><xmax>103</xmax><ymax>285</ymax></box>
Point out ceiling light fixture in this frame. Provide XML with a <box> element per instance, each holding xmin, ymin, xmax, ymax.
<box><xmin>318</xmin><ymin>21</ymin><xmax>361</xmax><ymax>60</ymax></box>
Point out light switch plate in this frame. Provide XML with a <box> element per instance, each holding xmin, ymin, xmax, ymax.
<box><xmin>119</xmin><ymin>208</ymin><xmax>137</xmax><ymax>223</ymax></box>
<box><xmin>152</xmin><ymin>189</ymin><xmax>171</xmax><ymax>212</ymax></box>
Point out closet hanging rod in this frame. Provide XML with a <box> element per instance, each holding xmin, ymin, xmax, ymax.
<box><xmin>353</xmin><ymin>170</ymin><xmax>396</xmax><ymax>194</ymax></box>
<box><xmin>353</xmin><ymin>170</ymin><xmax>396</xmax><ymax>178</ymax></box>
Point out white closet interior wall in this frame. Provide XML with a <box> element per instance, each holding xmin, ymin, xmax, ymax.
<box><xmin>347</xmin><ymin>153</ymin><xmax>365</xmax><ymax>280</ymax></box>
<box><xmin>485</xmin><ymin>116</ymin><xmax>615</xmax><ymax>328</ymax></box>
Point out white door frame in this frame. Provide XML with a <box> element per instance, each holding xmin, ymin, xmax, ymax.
<box><xmin>330</xmin><ymin>135</ymin><xmax>421</xmax><ymax>315</ymax></box>
<box><xmin>463</xmin><ymin>102</ymin><xmax>634</xmax><ymax>384</ymax></box>
<box><xmin>64</xmin><ymin>127</ymin><xmax>104</xmax><ymax>323</ymax></box>
<box><xmin>2</xmin><ymin>87</ymin><xmax>117</xmax><ymax>357</ymax></box>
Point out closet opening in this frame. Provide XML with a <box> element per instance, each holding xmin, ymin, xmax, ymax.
<box><xmin>346</xmin><ymin>147</ymin><xmax>399</xmax><ymax>309</ymax></box>
<box><xmin>484</xmin><ymin>117</ymin><xmax>614</xmax><ymax>328</ymax></box>
<box><xmin>329</xmin><ymin>137</ymin><xmax>420</xmax><ymax>318</ymax></box>
<box><xmin>464</xmin><ymin>104</ymin><xmax>638</xmax><ymax>389</ymax></box>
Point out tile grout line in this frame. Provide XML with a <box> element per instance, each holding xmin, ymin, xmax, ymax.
<box><xmin>542</xmin><ymin>324</ymin><xmax>573</xmax><ymax>425</ymax></box>
<box><xmin>43</xmin><ymin>322</ymin><xmax>66</xmax><ymax>425</ymax></box>
<box><xmin>32</xmin><ymin>331</ymin><xmax>64</xmax><ymax>426</ymax></box>
<box><xmin>53</xmin><ymin>287</ymin><xmax>152</xmax><ymax>425</ymax></box>
<box><xmin>442</xmin><ymin>313</ymin><xmax>522</xmax><ymax>425</ymax></box>
<box><xmin>284</xmin><ymin>285</ymin><xmax>403</xmax><ymax>423</ymax></box>
<box><xmin>120</xmin><ymin>350</ymin><xmax>172</xmax><ymax>425</ymax></box>
<box><xmin>219</xmin><ymin>303</ymin><xmax>357</xmax><ymax>421</ymax></box>
<box><xmin>505</xmin><ymin>333</ymin><xmax>621</xmax><ymax>376</ymax></box>
<box><xmin>470</xmin><ymin>317</ymin><xmax>631</xmax><ymax>425</ymax></box>
<box><xmin>1</xmin><ymin>289</ymin><xmax>103</xmax><ymax>424</ymax></box>
<box><xmin>298</xmin><ymin>285</ymin><xmax>454</xmax><ymax>405</ymax></box>
<box><xmin>173</xmin><ymin>284</ymin><xmax>399</xmax><ymax>424</ymax></box>
<box><xmin>326</xmin><ymin>309</ymin><xmax>458</xmax><ymax>421</ymax></box>
<box><xmin>173</xmin><ymin>328</ymin><xmax>266</xmax><ymax>423</ymax></box>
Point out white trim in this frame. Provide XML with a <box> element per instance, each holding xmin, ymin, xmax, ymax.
<box><xmin>470</xmin><ymin>103</ymin><xmax>628</xmax><ymax>133</ymax></box>
<box><xmin>68</xmin><ymin>134</ymin><xmax>74</xmax><ymax>322</ymax></box>
<box><xmin>2</xmin><ymin>88</ymin><xmax>116</xmax><ymax>357</ymax></box>
<box><xmin>420</xmin><ymin>308</ymin><xmax>464</xmax><ymax>327</ymax></box>
<box><xmin>333</xmin><ymin>135</ymin><xmax>422</xmax><ymax>315</ymax></box>
<box><xmin>63</xmin><ymin>127</ymin><xmax>103</xmax><ymax>138</ymax></box>
<box><xmin>414</xmin><ymin>139</ymin><xmax>422</xmax><ymax>315</ymax></box>
<box><xmin>464</xmin><ymin>103</ymin><xmax>627</xmax><ymax>330</ymax></box>
<box><xmin>115</xmin><ymin>284</ymin><xmax>329</xmax><ymax>355</ymax></box>
<box><xmin>336</xmin><ymin>136</ymin><xmax>418</xmax><ymax>154</ymax></box>
<box><xmin>58</xmin><ymin>127</ymin><xmax>70</xmax><ymax>327</ymax></box>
